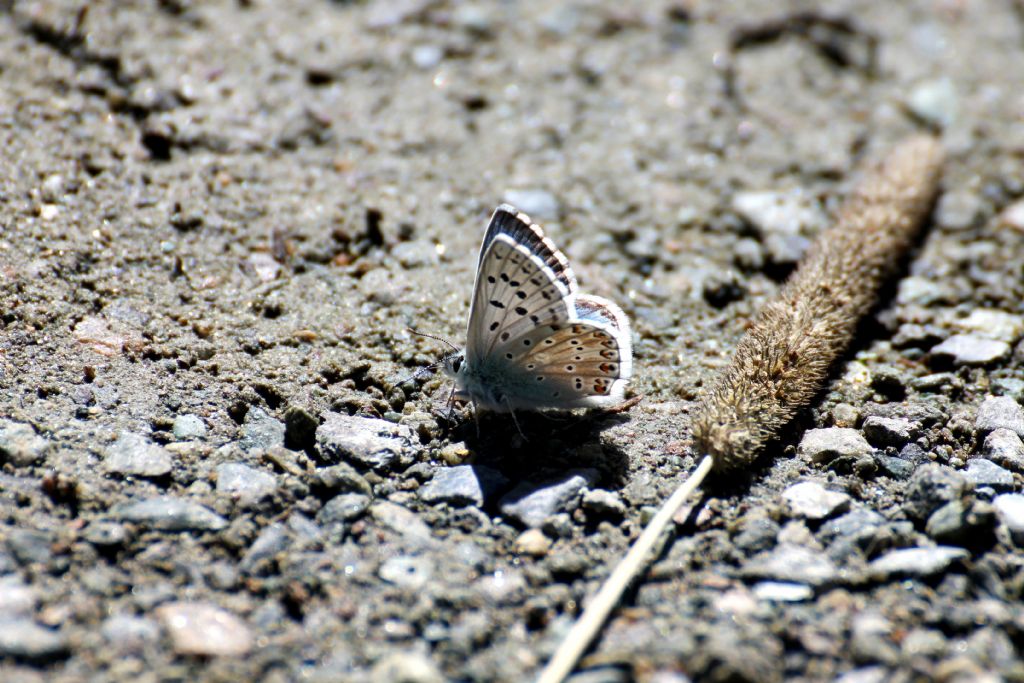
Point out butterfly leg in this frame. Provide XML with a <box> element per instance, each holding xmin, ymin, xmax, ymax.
<box><xmin>504</xmin><ymin>397</ymin><xmax>528</xmax><ymax>442</ymax></box>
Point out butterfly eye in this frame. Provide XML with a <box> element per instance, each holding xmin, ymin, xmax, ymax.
<box><xmin>451</xmin><ymin>356</ymin><xmax>463</xmax><ymax>372</ymax></box>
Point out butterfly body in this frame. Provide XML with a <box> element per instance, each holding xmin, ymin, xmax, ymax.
<box><xmin>443</xmin><ymin>205</ymin><xmax>632</xmax><ymax>413</ymax></box>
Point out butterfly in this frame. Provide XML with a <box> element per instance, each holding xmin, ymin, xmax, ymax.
<box><xmin>442</xmin><ymin>204</ymin><xmax>633</xmax><ymax>413</ymax></box>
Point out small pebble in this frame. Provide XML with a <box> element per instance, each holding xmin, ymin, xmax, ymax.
<box><xmin>370</xmin><ymin>651</ymin><xmax>445</xmax><ymax>683</ymax></box>
<box><xmin>867</xmin><ymin>546</ymin><xmax>968</xmax><ymax>578</ymax></box>
<box><xmin>930</xmin><ymin>334</ymin><xmax>1010</xmax><ymax>367</ymax></box>
<box><xmin>0</xmin><ymin>618</ymin><xmax>68</xmax><ymax>661</ymax></box>
<box><xmin>934</xmin><ymin>189</ymin><xmax>981</xmax><ymax>231</ymax></box>
<box><xmin>797</xmin><ymin>428</ymin><xmax>873</xmax><ymax>464</ymax></box>
<box><xmin>83</xmin><ymin>521</ymin><xmax>129</xmax><ymax>547</ymax></box>
<box><xmin>740</xmin><ymin>544</ymin><xmax>838</xmax><ymax>586</ymax></box>
<box><xmin>411</xmin><ymin>44</ymin><xmax>443</xmax><ymax>70</ymax></box>
<box><xmin>498</xmin><ymin>469</ymin><xmax>599</xmax><ymax>528</ymax></box>
<box><xmin>369</xmin><ymin>502</ymin><xmax>434</xmax><ymax>549</ymax></box>
<box><xmin>215</xmin><ymin>463</ymin><xmax>277</xmax><ymax>504</ymax></box>
<box><xmin>993</xmin><ymin>493</ymin><xmax>1024</xmax><ymax>545</ymax></box>
<box><xmin>240</xmin><ymin>524</ymin><xmax>289</xmax><ymax>574</ymax></box>
<box><xmin>100</xmin><ymin>615</ymin><xmax>160</xmax><ymax>653</ymax></box>
<box><xmin>975</xmin><ymin>396</ymin><xmax>1024</xmax><ymax>439</ymax></box>
<box><xmin>502</xmin><ymin>190</ymin><xmax>560</xmax><ymax>221</ymax></box>
<box><xmin>379</xmin><ymin>555</ymin><xmax>434</xmax><ymax>589</ymax></box>
<box><xmin>580</xmin><ymin>489</ymin><xmax>627</xmax><ymax>518</ymax></box>
<box><xmin>172</xmin><ymin>414</ymin><xmax>207</xmax><ymax>440</ymax></box>
<box><xmin>0</xmin><ymin>578</ymin><xmax>37</xmax><ymax>618</ymax></box>
<box><xmin>156</xmin><ymin>602</ymin><xmax>253</xmax><ymax>657</ymax></box>
<box><xmin>316</xmin><ymin>413</ymin><xmax>416</xmax><ymax>472</ymax></box>
<box><xmin>731</xmin><ymin>189</ymin><xmax>827</xmax><ymax>236</ymax></box>
<box><xmin>6</xmin><ymin>529</ymin><xmax>53</xmax><ymax>566</ymax></box>
<box><xmin>926</xmin><ymin>498</ymin><xmax>995</xmax><ymax>545</ymax></box>
<box><xmin>862</xmin><ymin>416</ymin><xmax>919</xmax><ymax>448</ymax></box>
<box><xmin>110</xmin><ymin>497</ymin><xmax>228</xmax><ymax>531</ymax></box>
<box><xmin>1000</xmin><ymin>198</ymin><xmax>1024</xmax><ymax>232</ymax></box>
<box><xmin>956</xmin><ymin>309</ymin><xmax>1024</xmax><ymax>344</ymax></box>
<box><xmin>752</xmin><ymin>581</ymin><xmax>813</xmax><ymax>602</ymax></box>
<box><xmin>513</xmin><ymin>529</ymin><xmax>552</xmax><ymax>557</ymax></box>
<box><xmin>905</xmin><ymin>77</ymin><xmax>958</xmax><ymax>128</ymax></box>
<box><xmin>312</xmin><ymin>463</ymin><xmax>373</xmax><ymax>496</ymax></box>
<box><xmin>782</xmin><ymin>481</ymin><xmax>850</xmax><ymax>520</ymax></box>
<box><xmin>981</xmin><ymin>428</ymin><xmax>1024</xmax><ymax>472</ymax></box>
<box><xmin>239</xmin><ymin>407</ymin><xmax>286</xmax><ymax>452</ymax></box>
<box><xmin>419</xmin><ymin>465</ymin><xmax>508</xmax><ymax>507</ymax></box>
<box><xmin>0</xmin><ymin>419</ymin><xmax>50</xmax><ymax>467</ymax></box>
<box><xmin>903</xmin><ymin>463</ymin><xmax>969</xmax><ymax>522</ymax></box>
<box><xmin>318</xmin><ymin>493</ymin><xmax>371</xmax><ymax>525</ymax></box>
<box><xmin>104</xmin><ymin>432</ymin><xmax>174</xmax><ymax>478</ymax></box>
<box><xmin>963</xmin><ymin>459</ymin><xmax>1014</xmax><ymax>492</ymax></box>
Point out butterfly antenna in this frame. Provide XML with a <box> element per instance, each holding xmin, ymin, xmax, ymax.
<box><xmin>408</xmin><ymin>327</ymin><xmax>460</xmax><ymax>354</ymax></box>
<box><xmin>389</xmin><ymin>360</ymin><xmax>445</xmax><ymax>387</ymax></box>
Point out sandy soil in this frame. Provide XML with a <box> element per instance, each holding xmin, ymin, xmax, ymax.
<box><xmin>2</xmin><ymin>1</ymin><xmax>1024</xmax><ymax>682</ymax></box>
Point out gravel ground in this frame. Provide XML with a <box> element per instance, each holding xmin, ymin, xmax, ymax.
<box><xmin>2</xmin><ymin>1</ymin><xmax>1024</xmax><ymax>682</ymax></box>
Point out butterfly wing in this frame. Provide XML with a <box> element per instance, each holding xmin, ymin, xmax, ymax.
<box><xmin>464</xmin><ymin>208</ymin><xmax>578</xmax><ymax>368</ymax></box>
<box><xmin>492</xmin><ymin>295</ymin><xmax>632</xmax><ymax>409</ymax></box>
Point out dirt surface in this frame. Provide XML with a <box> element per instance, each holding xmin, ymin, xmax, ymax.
<box><xmin>2</xmin><ymin>1</ymin><xmax>1024</xmax><ymax>682</ymax></box>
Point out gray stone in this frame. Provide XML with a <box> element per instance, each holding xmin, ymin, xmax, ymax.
<box><xmin>0</xmin><ymin>578</ymin><xmax>37</xmax><ymax>617</ymax></box>
<box><xmin>963</xmin><ymin>459</ymin><xmax>1015</xmax><ymax>492</ymax></box>
<box><xmin>897</xmin><ymin>276</ymin><xmax>945</xmax><ymax>306</ymax></box>
<box><xmin>369</xmin><ymin>501</ymin><xmax>434</xmax><ymax>548</ymax></box>
<box><xmin>740</xmin><ymin>544</ymin><xmax>838</xmax><ymax>586</ymax></box>
<box><xmin>6</xmin><ymin>529</ymin><xmax>53</xmax><ymax>566</ymax></box>
<box><xmin>104</xmin><ymin>432</ymin><xmax>173</xmax><ymax>478</ymax></box>
<box><xmin>892</xmin><ymin>323</ymin><xmax>945</xmax><ymax>350</ymax></box>
<box><xmin>83</xmin><ymin>521</ymin><xmax>129</xmax><ymax>547</ymax></box>
<box><xmin>752</xmin><ymin>581</ymin><xmax>813</xmax><ymax>602</ymax></box>
<box><xmin>981</xmin><ymin>428</ymin><xmax>1024</xmax><ymax>472</ymax></box>
<box><xmin>318</xmin><ymin>493</ymin><xmax>371</xmax><ymax>525</ymax></box>
<box><xmin>312</xmin><ymin>463</ymin><xmax>372</xmax><ymax>496</ymax></box>
<box><xmin>834</xmin><ymin>667</ymin><xmax>889</xmax><ymax>683</ymax></box>
<box><xmin>733</xmin><ymin>516</ymin><xmax>780</xmax><ymax>554</ymax></box>
<box><xmin>782</xmin><ymin>481</ymin><xmax>850</xmax><ymax>520</ymax></box>
<box><xmin>240</xmin><ymin>524</ymin><xmax>289</xmax><ymax>574</ymax></box>
<box><xmin>216</xmin><ymin>463</ymin><xmax>277</xmax><ymax>504</ymax></box>
<box><xmin>0</xmin><ymin>420</ymin><xmax>50</xmax><ymax>467</ymax></box>
<box><xmin>903</xmin><ymin>463</ymin><xmax>969</xmax><ymax>522</ymax></box>
<box><xmin>934</xmin><ymin>188</ymin><xmax>981</xmax><ymax>231</ymax></box>
<box><xmin>905</xmin><ymin>77</ymin><xmax>958</xmax><ymax>128</ymax></box>
<box><xmin>976</xmin><ymin>397</ymin><xmax>1024</xmax><ymax>439</ymax></box>
<box><xmin>111</xmin><ymin>497</ymin><xmax>228</xmax><ymax>531</ymax></box>
<box><xmin>156</xmin><ymin>602</ymin><xmax>253</xmax><ymax>656</ymax></box>
<box><xmin>378</xmin><ymin>555</ymin><xmax>433</xmax><ymax>589</ymax></box>
<box><xmin>993</xmin><ymin>377</ymin><xmax>1024</xmax><ymax>402</ymax></box>
<box><xmin>819</xmin><ymin>508</ymin><xmax>886</xmax><ymax>544</ymax></box>
<box><xmin>993</xmin><ymin>493</ymin><xmax>1024</xmax><ymax>545</ymax></box>
<box><xmin>956</xmin><ymin>309</ymin><xmax>1024</xmax><ymax>343</ymax></box>
<box><xmin>862</xmin><ymin>417</ymin><xmax>919</xmax><ymax>448</ymax></box>
<box><xmin>410</xmin><ymin>44</ymin><xmax>443</xmax><ymax>70</ymax></box>
<box><xmin>316</xmin><ymin>412</ymin><xmax>416</xmax><ymax>472</ymax></box>
<box><xmin>239</xmin><ymin>407</ymin><xmax>286</xmax><ymax>452</ymax></box>
<box><xmin>763</xmin><ymin>233</ymin><xmax>812</xmax><ymax>266</ymax></box>
<box><xmin>731</xmin><ymin>189</ymin><xmax>827</xmax><ymax>236</ymax></box>
<box><xmin>499</xmin><ymin>469</ymin><xmax>600</xmax><ymax>528</ymax></box>
<box><xmin>931</xmin><ymin>335</ymin><xmax>1010</xmax><ymax>366</ymax></box>
<box><xmin>924</xmin><ymin>499</ymin><xmax>994</xmax><ymax>545</ymax></box>
<box><xmin>868</xmin><ymin>546</ymin><xmax>969</xmax><ymax>578</ymax></box>
<box><xmin>797</xmin><ymin>428</ymin><xmax>873</xmax><ymax>464</ymax></box>
<box><xmin>419</xmin><ymin>465</ymin><xmax>508</xmax><ymax>507</ymax></box>
<box><xmin>370</xmin><ymin>651</ymin><xmax>445</xmax><ymax>683</ymax></box>
<box><xmin>581</xmin><ymin>489</ymin><xmax>627</xmax><ymax>517</ymax></box>
<box><xmin>172</xmin><ymin>414</ymin><xmax>208</xmax><ymax>440</ymax></box>
<box><xmin>100</xmin><ymin>615</ymin><xmax>160</xmax><ymax>653</ymax></box>
<box><xmin>502</xmin><ymin>189</ymin><xmax>560</xmax><ymax>221</ymax></box>
<box><xmin>849</xmin><ymin>611</ymin><xmax>898</xmax><ymax>665</ymax></box>
<box><xmin>0</xmin><ymin>618</ymin><xmax>68</xmax><ymax>660</ymax></box>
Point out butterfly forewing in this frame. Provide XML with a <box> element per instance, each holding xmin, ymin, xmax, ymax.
<box><xmin>465</xmin><ymin>235</ymin><xmax>574</xmax><ymax>366</ymax></box>
<box><xmin>478</xmin><ymin>205</ymin><xmax>576</xmax><ymax>292</ymax></box>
